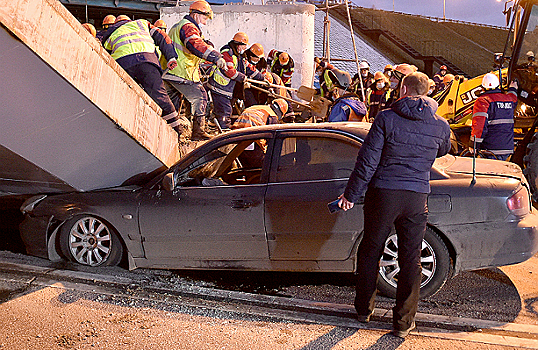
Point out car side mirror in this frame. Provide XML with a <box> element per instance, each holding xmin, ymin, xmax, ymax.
<box><xmin>162</xmin><ymin>173</ymin><xmax>175</xmax><ymax>192</ymax></box>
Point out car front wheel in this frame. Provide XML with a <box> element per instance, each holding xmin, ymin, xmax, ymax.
<box><xmin>59</xmin><ymin>215</ymin><xmax>123</xmax><ymax>267</ymax></box>
<box><xmin>376</xmin><ymin>227</ymin><xmax>452</xmax><ymax>299</ymax></box>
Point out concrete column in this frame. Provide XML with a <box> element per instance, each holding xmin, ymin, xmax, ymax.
<box><xmin>161</xmin><ymin>3</ymin><xmax>316</xmax><ymax>89</ymax></box>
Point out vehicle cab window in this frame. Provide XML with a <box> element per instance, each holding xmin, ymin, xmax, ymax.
<box><xmin>176</xmin><ymin>138</ymin><xmax>269</xmax><ymax>187</ymax></box>
<box><xmin>274</xmin><ymin>136</ymin><xmax>359</xmax><ymax>182</ymax></box>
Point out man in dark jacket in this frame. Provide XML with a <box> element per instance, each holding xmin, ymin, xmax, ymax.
<box><xmin>337</xmin><ymin>72</ymin><xmax>451</xmax><ymax>338</ymax></box>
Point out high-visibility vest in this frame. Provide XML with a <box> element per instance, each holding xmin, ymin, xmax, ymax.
<box><xmin>168</xmin><ymin>19</ymin><xmax>203</xmax><ymax>82</ymax></box>
<box><xmin>104</xmin><ymin>20</ymin><xmax>155</xmax><ymax>60</ymax></box>
<box><xmin>211</xmin><ymin>48</ymin><xmax>239</xmax><ymax>87</ymax></box>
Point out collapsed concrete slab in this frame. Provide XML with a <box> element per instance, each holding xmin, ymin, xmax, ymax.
<box><xmin>0</xmin><ymin>0</ymin><xmax>180</xmax><ymax>196</ymax></box>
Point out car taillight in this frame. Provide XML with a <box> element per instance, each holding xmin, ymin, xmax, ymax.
<box><xmin>506</xmin><ymin>186</ymin><xmax>530</xmax><ymax>217</ymax></box>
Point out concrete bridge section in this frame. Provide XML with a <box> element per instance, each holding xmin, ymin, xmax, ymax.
<box><xmin>0</xmin><ymin>0</ymin><xmax>180</xmax><ymax>196</ymax></box>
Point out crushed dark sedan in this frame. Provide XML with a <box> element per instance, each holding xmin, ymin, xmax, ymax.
<box><xmin>19</xmin><ymin>122</ymin><xmax>538</xmax><ymax>298</ymax></box>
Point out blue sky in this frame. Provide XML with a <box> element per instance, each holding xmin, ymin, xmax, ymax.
<box><xmin>351</xmin><ymin>0</ymin><xmax>509</xmax><ymax>27</ymax></box>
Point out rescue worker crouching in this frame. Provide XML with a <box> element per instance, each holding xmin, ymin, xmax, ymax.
<box><xmin>232</xmin><ymin>98</ymin><xmax>288</xmax><ymax>168</ymax></box>
<box><xmin>471</xmin><ymin>73</ymin><xmax>518</xmax><ymax>161</ymax></box>
<box><xmin>163</xmin><ymin>0</ymin><xmax>226</xmax><ymax>141</ymax></box>
<box><xmin>101</xmin><ymin>15</ymin><xmax>183</xmax><ymax>137</ymax></box>
<box><xmin>207</xmin><ymin>32</ymin><xmax>265</xmax><ymax>130</ymax></box>
<box><xmin>367</xmin><ymin>71</ymin><xmax>390</xmax><ymax>121</ymax></box>
<box><xmin>327</xmin><ymin>69</ymin><xmax>367</xmax><ymax>122</ymax></box>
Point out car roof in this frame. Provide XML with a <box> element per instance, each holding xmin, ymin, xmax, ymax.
<box><xmin>210</xmin><ymin>122</ymin><xmax>371</xmax><ymax>141</ymax></box>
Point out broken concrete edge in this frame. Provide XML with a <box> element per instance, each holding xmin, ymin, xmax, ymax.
<box><xmin>0</xmin><ymin>258</ymin><xmax>535</xmax><ymax>335</ymax></box>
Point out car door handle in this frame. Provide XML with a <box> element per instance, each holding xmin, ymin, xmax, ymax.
<box><xmin>231</xmin><ymin>199</ymin><xmax>252</xmax><ymax>209</ymax></box>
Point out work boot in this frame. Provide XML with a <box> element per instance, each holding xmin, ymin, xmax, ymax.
<box><xmin>191</xmin><ymin>116</ymin><xmax>212</xmax><ymax>141</ymax></box>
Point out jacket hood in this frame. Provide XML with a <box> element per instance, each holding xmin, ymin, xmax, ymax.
<box><xmin>392</xmin><ymin>96</ymin><xmax>438</xmax><ymax>121</ymax></box>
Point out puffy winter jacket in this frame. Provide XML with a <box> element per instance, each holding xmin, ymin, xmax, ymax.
<box><xmin>344</xmin><ymin>96</ymin><xmax>451</xmax><ymax>202</ymax></box>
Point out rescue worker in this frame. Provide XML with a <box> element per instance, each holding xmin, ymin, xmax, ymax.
<box><xmin>97</xmin><ymin>15</ymin><xmax>115</xmax><ymax>40</ymax></box>
<box><xmin>207</xmin><ymin>32</ymin><xmax>265</xmax><ymax>130</ymax></box>
<box><xmin>243</xmin><ymin>43</ymin><xmax>268</xmax><ymax>107</ymax></box>
<box><xmin>314</xmin><ymin>57</ymin><xmax>336</xmax><ymax>99</ymax></box>
<box><xmin>352</xmin><ymin>61</ymin><xmax>374</xmax><ymax>101</ymax></box>
<box><xmin>367</xmin><ymin>71</ymin><xmax>389</xmax><ymax>121</ymax></box>
<box><xmin>433</xmin><ymin>65</ymin><xmax>448</xmax><ymax>92</ymax></box>
<box><xmin>154</xmin><ymin>19</ymin><xmax>166</xmax><ymax>31</ymax></box>
<box><xmin>267</xmin><ymin>49</ymin><xmax>294</xmax><ymax>87</ymax></box>
<box><xmin>101</xmin><ymin>15</ymin><xmax>182</xmax><ymax>136</ymax></box>
<box><xmin>427</xmin><ymin>79</ymin><xmax>436</xmax><ymax>97</ymax></box>
<box><xmin>163</xmin><ymin>0</ymin><xmax>226</xmax><ymax>140</ymax></box>
<box><xmin>383</xmin><ymin>64</ymin><xmax>393</xmax><ymax>79</ymax></box>
<box><xmin>327</xmin><ymin>69</ymin><xmax>367</xmax><ymax>122</ymax></box>
<box><xmin>385</xmin><ymin>63</ymin><xmax>416</xmax><ymax>108</ymax></box>
<box><xmin>233</xmin><ymin>98</ymin><xmax>288</xmax><ymax>129</ymax></box>
<box><xmin>471</xmin><ymin>73</ymin><xmax>518</xmax><ymax>161</ymax></box>
<box><xmin>232</xmin><ymin>98</ymin><xmax>288</xmax><ymax>168</ymax></box>
<box><xmin>440</xmin><ymin>74</ymin><xmax>455</xmax><ymax>91</ymax></box>
<box><xmin>82</xmin><ymin>23</ymin><xmax>96</xmax><ymax>37</ymax></box>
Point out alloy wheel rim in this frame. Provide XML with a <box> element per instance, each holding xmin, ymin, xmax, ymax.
<box><xmin>379</xmin><ymin>234</ymin><xmax>437</xmax><ymax>289</ymax></box>
<box><xmin>68</xmin><ymin>217</ymin><xmax>112</xmax><ymax>266</ymax></box>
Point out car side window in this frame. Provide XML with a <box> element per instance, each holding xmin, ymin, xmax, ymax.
<box><xmin>177</xmin><ymin>138</ymin><xmax>268</xmax><ymax>186</ymax></box>
<box><xmin>275</xmin><ymin>136</ymin><xmax>360</xmax><ymax>182</ymax></box>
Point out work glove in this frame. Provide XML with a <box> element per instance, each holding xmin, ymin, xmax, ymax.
<box><xmin>216</xmin><ymin>57</ymin><xmax>227</xmax><ymax>70</ymax></box>
<box><xmin>167</xmin><ymin>58</ymin><xmax>178</xmax><ymax>70</ymax></box>
<box><xmin>244</xmin><ymin>81</ymin><xmax>251</xmax><ymax>89</ymax></box>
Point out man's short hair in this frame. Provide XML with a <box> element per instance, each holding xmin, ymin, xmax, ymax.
<box><xmin>402</xmin><ymin>72</ymin><xmax>429</xmax><ymax>96</ymax></box>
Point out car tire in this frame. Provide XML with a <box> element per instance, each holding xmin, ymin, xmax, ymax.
<box><xmin>59</xmin><ymin>215</ymin><xmax>123</xmax><ymax>267</ymax></box>
<box><xmin>376</xmin><ymin>227</ymin><xmax>452</xmax><ymax>299</ymax></box>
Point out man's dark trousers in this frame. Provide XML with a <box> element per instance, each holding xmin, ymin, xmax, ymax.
<box><xmin>355</xmin><ymin>187</ymin><xmax>428</xmax><ymax>331</ymax></box>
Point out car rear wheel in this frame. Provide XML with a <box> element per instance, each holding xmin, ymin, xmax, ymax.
<box><xmin>59</xmin><ymin>215</ymin><xmax>123</xmax><ymax>267</ymax></box>
<box><xmin>377</xmin><ymin>227</ymin><xmax>452</xmax><ymax>299</ymax></box>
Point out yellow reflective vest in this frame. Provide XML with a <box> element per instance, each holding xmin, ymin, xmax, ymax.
<box><xmin>104</xmin><ymin>20</ymin><xmax>155</xmax><ymax>60</ymax></box>
<box><xmin>168</xmin><ymin>19</ymin><xmax>203</xmax><ymax>82</ymax></box>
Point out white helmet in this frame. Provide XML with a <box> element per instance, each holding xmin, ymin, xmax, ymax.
<box><xmin>482</xmin><ymin>73</ymin><xmax>499</xmax><ymax>89</ymax></box>
<box><xmin>359</xmin><ymin>61</ymin><xmax>369</xmax><ymax>70</ymax></box>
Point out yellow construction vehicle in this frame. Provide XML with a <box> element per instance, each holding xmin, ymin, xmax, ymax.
<box><xmin>436</xmin><ymin>0</ymin><xmax>538</xmax><ymax>198</ymax></box>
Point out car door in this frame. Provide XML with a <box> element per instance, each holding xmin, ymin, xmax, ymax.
<box><xmin>138</xmin><ymin>134</ymin><xmax>273</xmax><ymax>264</ymax></box>
<box><xmin>264</xmin><ymin>131</ymin><xmax>364</xmax><ymax>264</ymax></box>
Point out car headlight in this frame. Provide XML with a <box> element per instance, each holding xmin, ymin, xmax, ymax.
<box><xmin>506</xmin><ymin>186</ymin><xmax>530</xmax><ymax>217</ymax></box>
<box><xmin>20</xmin><ymin>195</ymin><xmax>48</xmax><ymax>215</ymax></box>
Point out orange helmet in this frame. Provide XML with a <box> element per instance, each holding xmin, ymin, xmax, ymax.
<box><xmin>249</xmin><ymin>43</ymin><xmax>264</xmax><ymax>58</ymax></box>
<box><xmin>115</xmin><ymin>15</ymin><xmax>131</xmax><ymax>23</ymax></box>
<box><xmin>233</xmin><ymin>32</ymin><xmax>249</xmax><ymax>45</ymax></box>
<box><xmin>82</xmin><ymin>23</ymin><xmax>96</xmax><ymax>37</ymax></box>
<box><xmin>102</xmin><ymin>15</ymin><xmax>116</xmax><ymax>28</ymax></box>
<box><xmin>279</xmin><ymin>52</ymin><xmax>289</xmax><ymax>65</ymax></box>
<box><xmin>373</xmin><ymin>71</ymin><xmax>386</xmax><ymax>81</ymax></box>
<box><xmin>443</xmin><ymin>74</ymin><xmax>455</xmax><ymax>84</ymax></box>
<box><xmin>263</xmin><ymin>71</ymin><xmax>273</xmax><ymax>84</ymax></box>
<box><xmin>384</xmin><ymin>64</ymin><xmax>393</xmax><ymax>71</ymax></box>
<box><xmin>154</xmin><ymin>19</ymin><xmax>166</xmax><ymax>30</ymax></box>
<box><xmin>190</xmin><ymin>1</ymin><xmax>213</xmax><ymax>19</ymax></box>
<box><xmin>271</xmin><ymin>98</ymin><xmax>288</xmax><ymax>118</ymax></box>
